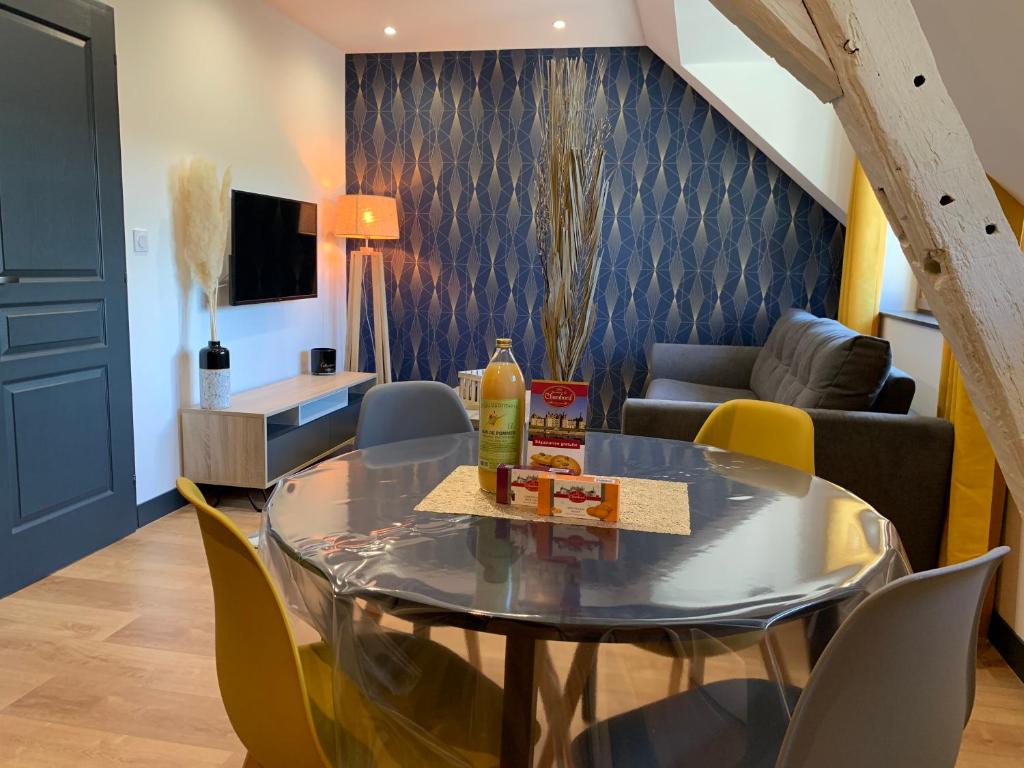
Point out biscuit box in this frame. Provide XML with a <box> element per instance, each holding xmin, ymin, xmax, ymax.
<box><xmin>527</xmin><ymin>380</ymin><xmax>588</xmax><ymax>475</ymax></box>
<box><xmin>495</xmin><ymin>464</ymin><xmax>571</xmax><ymax>508</ymax></box>
<box><xmin>537</xmin><ymin>474</ymin><xmax>620</xmax><ymax>524</ymax></box>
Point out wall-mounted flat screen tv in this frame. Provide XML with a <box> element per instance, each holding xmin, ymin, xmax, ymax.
<box><xmin>229</xmin><ymin>190</ymin><xmax>318</xmax><ymax>305</ymax></box>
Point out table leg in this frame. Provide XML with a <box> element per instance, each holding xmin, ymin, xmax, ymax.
<box><xmin>500</xmin><ymin>634</ymin><xmax>539</xmax><ymax>767</ymax></box>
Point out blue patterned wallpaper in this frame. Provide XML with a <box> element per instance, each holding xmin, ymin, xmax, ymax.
<box><xmin>345</xmin><ymin>47</ymin><xmax>845</xmax><ymax>429</ymax></box>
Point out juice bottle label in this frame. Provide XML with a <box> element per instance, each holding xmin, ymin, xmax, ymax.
<box><xmin>479</xmin><ymin>398</ymin><xmax>522</xmax><ymax>470</ymax></box>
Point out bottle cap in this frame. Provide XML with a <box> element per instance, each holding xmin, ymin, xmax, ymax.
<box><xmin>496</xmin><ymin>338</ymin><xmax>512</xmax><ymax>348</ymax></box>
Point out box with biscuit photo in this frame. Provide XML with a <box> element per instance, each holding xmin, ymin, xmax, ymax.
<box><xmin>537</xmin><ymin>474</ymin><xmax>620</xmax><ymax>524</ymax></box>
<box><xmin>527</xmin><ymin>380</ymin><xmax>588</xmax><ymax>475</ymax></box>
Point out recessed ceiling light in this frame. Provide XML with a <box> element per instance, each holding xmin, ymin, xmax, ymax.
<box><xmin>384</xmin><ymin>26</ymin><xmax>397</xmax><ymax>36</ymax></box>
<box><xmin>553</xmin><ymin>19</ymin><xmax>567</xmax><ymax>30</ymax></box>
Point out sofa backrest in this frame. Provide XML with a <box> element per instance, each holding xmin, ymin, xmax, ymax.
<box><xmin>750</xmin><ymin>309</ymin><xmax>893</xmax><ymax>411</ymax></box>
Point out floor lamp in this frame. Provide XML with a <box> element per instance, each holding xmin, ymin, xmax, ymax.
<box><xmin>334</xmin><ymin>194</ymin><xmax>399</xmax><ymax>384</ymax></box>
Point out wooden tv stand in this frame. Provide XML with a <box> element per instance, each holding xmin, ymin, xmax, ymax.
<box><xmin>180</xmin><ymin>372</ymin><xmax>376</xmax><ymax>489</ymax></box>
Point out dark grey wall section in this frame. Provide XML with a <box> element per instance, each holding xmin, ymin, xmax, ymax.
<box><xmin>990</xmin><ymin>612</ymin><xmax>1024</xmax><ymax>685</ymax></box>
<box><xmin>137</xmin><ymin>488</ymin><xmax>186</xmax><ymax>528</ymax></box>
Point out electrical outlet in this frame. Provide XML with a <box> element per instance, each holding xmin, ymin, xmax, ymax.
<box><xmin>132</xmin><ymin>228</ymin><xmax>149</xmax><ymax>253</ymax></box>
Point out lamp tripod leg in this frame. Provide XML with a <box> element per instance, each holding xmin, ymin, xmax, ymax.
<box><xmin>345</xmin><ymin>250</ymin><xmax>364</xmax><ymax>373</ymax></box>
<box><xmin>370</xmin><ymin>251</ymin><xmax>392</xmax><ymax>384</ymax></box>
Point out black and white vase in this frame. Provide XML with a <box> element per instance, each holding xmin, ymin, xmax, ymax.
<box><xmin>199</xmin><ymin>341</ymin><xmax>230</xmax><ymax>410</ymax></box>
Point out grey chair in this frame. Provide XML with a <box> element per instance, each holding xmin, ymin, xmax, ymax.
<box><xmin>355</xmin><ymin>380</ymin><xmax>473</xmax><ymax>449</ymax></box>
<box><xmin>353</xmin><ymin>379</ymin><xmax>480</xmax><ymax>665</ymax></box>
<box><xmin>570</xmin><ymin>547</ymin><xmax>1009</xmax><ymax>768</ymax></box>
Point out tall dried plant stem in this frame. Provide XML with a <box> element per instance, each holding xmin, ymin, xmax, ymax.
<box><xmin>535</xmin><ymin>57</ymin><xmax>611</xmax><ymax>381</ymax></box>
<box><xmin>174</xmin><ymin>158</ymin><xmax>231</xmax><ymax>342</ymax></box>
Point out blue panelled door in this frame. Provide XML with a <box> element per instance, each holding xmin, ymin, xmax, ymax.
<box><xmin>0</xmin><ymin>0</ymin><xmax>136</xmax><ymax>595</ymax></box>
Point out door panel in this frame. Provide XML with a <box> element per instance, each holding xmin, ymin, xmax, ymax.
<box><xmin>0</xmin><ymin>10</ymin><xmax>102</xmax><ymax>277</ymax></box>
<box><xmin>1</xmin><ymin>301</ymin><xmax>106</xmax><ymax>359</ymax></box>
<box><xmin>6</xmin><ymin>368</ymin><xmax>113</xmax><ymax>523</ymax></box>
<box><xmin>0</xmin><ymin>0</ymin><xmax>136</xmax><ymax>596</ymax></box>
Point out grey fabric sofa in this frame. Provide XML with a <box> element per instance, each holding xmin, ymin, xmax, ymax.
<box><xmin>644</xmin><ymin>309</ymin><xmax>917</xmax><ymax>415</ymax></box>
<box><xmin>622</xmin><ymin>310</ymin><xmax>954</xmax><ymax>571</ymax></box>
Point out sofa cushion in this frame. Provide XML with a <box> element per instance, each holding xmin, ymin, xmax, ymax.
<box><xmin>750</xmin><ymin>309</ymin><xmax>892</xmax><ymax>411</ymax></box>
<box><xmin>646</xmin><ymin>378</ymin><xmax>757</xmax><ymax>404</ymax></box>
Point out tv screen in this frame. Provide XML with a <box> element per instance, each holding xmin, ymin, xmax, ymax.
<box><xmin>229</xmin><ymin>190</ymin><xmax>318</xmax><ymax>305</ymax></box>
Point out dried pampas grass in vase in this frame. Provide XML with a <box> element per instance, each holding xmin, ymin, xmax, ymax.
<box><xmin>535</xmin><ymin>56</ymin><xmax>611</xmax><ymax>382</ymax></box>
<box><xmin>174</xmin><ymin>157</ymin><xmax>232</xmax><ymax>409</ymax></box>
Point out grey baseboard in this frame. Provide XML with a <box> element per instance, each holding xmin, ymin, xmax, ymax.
<box><xmin>137</xmin><ymin>487</ymin><xmax>185</xmax><ymax>527</ymax></box>
<box><xmin>989</xmin><ymin>611</ymin><xmax>1024</xmax><ymax>684</ymax></box>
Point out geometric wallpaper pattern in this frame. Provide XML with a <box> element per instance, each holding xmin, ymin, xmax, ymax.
<box><xmin>346</xmin><ymin>47</ymin><xmax>845</xmax><ymax>429</ymax></box>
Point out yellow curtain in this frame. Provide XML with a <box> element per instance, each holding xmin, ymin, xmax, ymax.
<box><xmin>938</xmin><ymin>347</ymin><xmax>1005</xmax><ymax>564</ymax></box>
<box><xmin>939</xmin><ymin>176</ymin><xmax>1024</xmax><ymax>565</ymax></box>
<box><xmin>837</xmin><ymin>158</ymin><xmax>888</xmax><ymax>335</ymax></box>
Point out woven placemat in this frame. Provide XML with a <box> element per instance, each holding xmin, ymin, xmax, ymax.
<box><xmin>414</xmin><ymin>465</ymin><xmax>691</xmax><ymax>536</ymax></box>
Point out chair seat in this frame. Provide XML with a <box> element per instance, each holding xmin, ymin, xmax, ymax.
<box><xmin>300</xmin><ymin>631</ymin><xmax>506</xmax><ymax>767</ymax></box>
<box><xmin>570</xmin><ymin>679</ymin><xmax>802</xmax><ymax>768</ymax></box>
<box><xmin>646</xmin><ymin>378</ymin><xmax>757</xmax><ymax>404</ymax></box>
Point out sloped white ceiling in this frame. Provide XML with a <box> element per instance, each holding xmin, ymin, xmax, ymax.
<box><xmin>913</xmin><ymin>0</ymin><xmax>1024</xmax><ymax>203</ymax></box>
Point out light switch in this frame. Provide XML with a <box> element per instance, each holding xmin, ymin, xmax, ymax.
<box><xmin>132</xmin><ymin>228</ymin><xmax>149</xmax><ymax>253</ymax></box>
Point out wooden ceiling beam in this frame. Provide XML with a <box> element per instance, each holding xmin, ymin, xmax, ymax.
<box><xmin>710</xmin><ymin>0</ymin><xmax>842</xmax><ymax>103</ymax></box>
<box><xmin>711</xmin><ymin>0</ymin><xmax>1024</xmax><ymax>506</ymax></box>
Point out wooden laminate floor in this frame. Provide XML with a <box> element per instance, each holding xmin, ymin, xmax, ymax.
<box><xmin>0</xmin><ymin>505</ymin><xmax>1021</xmax><ymax>767</ymax></box>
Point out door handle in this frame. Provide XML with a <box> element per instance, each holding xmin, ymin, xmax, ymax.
<box><xmin>0</xmin><ymin>276</ymin><xmax>20</xmax><ymax>284</ymax></box>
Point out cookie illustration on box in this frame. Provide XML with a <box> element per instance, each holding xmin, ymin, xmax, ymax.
<box><xmin>528</xmin><ymin>380</ymin><xmax>588</xmax><ymax>476</ymax></box>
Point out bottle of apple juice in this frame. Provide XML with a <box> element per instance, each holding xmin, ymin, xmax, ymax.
<box><xmin>478</xmin><ymin>338</ymin><xmax>526</xmax><ymax>493</ymax></box>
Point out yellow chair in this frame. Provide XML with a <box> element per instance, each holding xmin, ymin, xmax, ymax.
<box><xmin>695</xmin><ymin>399</ymin><xmax>815</xmax><ymax>474</ymax></box>
<box><xmin>177</xmin><ymin>478</ymin><xmax>504</xmax><ymax>768</ymax></box>
<box><xmin>664</xmin><ymin>400</ymin><xmax>813</xmax><ymax>689</ymax></box>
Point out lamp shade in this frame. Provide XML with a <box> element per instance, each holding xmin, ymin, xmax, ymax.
<box><xmin>334</xmin><ymin>194</ymin><xmax>399</xmax><ymax>240</ymax></box>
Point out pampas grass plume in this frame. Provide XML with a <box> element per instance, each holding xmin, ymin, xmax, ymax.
<box><xmin>175</xmin><ymin>158</ymin><xmax>231</xmax><ymax>341</ymax></box>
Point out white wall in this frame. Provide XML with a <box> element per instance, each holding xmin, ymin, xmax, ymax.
<box><xmin>1000</xmin><ymin>497</ymin><xmax>1023</xmax><ymax>635</ymax></box>
<box><xmin>879</xmin><ymin>224</ymin><xmax>918</xmax><ymax>313</ymax></box>
<box><xmin>878</xmin><ymin>315</ymin><xmax>942</xmax><ymax>417</ymax></box>
<box><xmin>109</xmin><ymin>0</ymin><xmax>348</xmax><ymax>503</ymax></box>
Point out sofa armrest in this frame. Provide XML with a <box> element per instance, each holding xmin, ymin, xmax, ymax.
<box><xmin>621</xmin><ymin>399</ymin><xmax>952</xmax><ymax>572</ymax></box>
<box><xmin>808</xmin><ymin>409</ymin><xmax>951</xmax><ymax>571</ymax></box>
<box><xmin>647</xmin><ymin>343</ymin><xmax>761</xmax><ymax>390</ymax></box>
<box><xmin>871</xmin><ymin>366</ymin><xmax>916</xmax><ymax>414</ymax></box>
<box><xmin>621</xmin><ymin>398</ymin><xmax>714</xmax><ymax>442</ymax></box>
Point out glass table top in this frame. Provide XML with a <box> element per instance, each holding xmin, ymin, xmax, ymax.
<box><xmin>264</xmin><ymin>431</ymin><xmax>907</xmax><ymax>631</ymax></box>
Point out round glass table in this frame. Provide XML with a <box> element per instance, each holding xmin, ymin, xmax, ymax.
<box><xmin>261</xmin><ymin>431</ymin><xmax>909</xmax><ymax>767</ymax></box>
